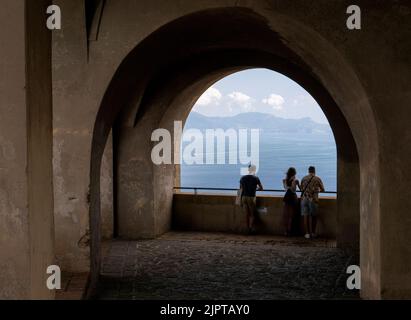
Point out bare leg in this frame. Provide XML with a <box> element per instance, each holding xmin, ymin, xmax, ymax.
<box><xmin>312</xmin><ymin>216</ymin><xmax>317</xmax><ymax>235</ymax></box>
<box><xmin>249</xmin><ymin>213</ymin><xmax>255</xmax><ymax>231</ymax></box>
<box><xmin>283</xmin><ymin>206</ymin><xmax>292</xmax><ymax>235</ymax></box>
<box><xmin>245</xmin><ymin>206</ymin><xmax>251</xmax><ymax>229</ymax></box>
<box><xmin>243</xmin><ymin>203</ymin><xmax>250</xmax><ymax>231</ymax></box>
<box><xmin>249</xmin><ymin>198</ymin><xmax>257</xmax><ymax>232</ymax></box>
<box><xmin>288</xmin><ymin>206</ymin><xmax>294</xmax><ymax>234</ymax></box>
<box><xmin>304</xmin><ymin>215</ymin><xmax>310</xmax><ymax>235</ymax></box>
<box><xmin>283</xmin><ymin>206</ymin><xmax>287</xmax><ymax>233</ymax></box>
<box><xmin>308</xmin><ymin>216</ymin><xmax>313</xmax><ymax>235</ymax></box>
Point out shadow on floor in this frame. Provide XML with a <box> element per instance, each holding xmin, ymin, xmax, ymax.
<box><xmin>97</xmin><ymin>232</ymin><xmax>360</xmax><ymax>300</ymax></box>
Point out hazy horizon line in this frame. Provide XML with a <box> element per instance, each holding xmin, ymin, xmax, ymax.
<box><xmin>189</xmin><ymin>110</ymin><xmax>329</xmax><ymax>125</ymax></box>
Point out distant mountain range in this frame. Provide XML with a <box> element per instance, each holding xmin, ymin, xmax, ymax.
<box><xmin>184</xmin><ymin>112</ymin><xmax>333</xmax><ymax>135</ymax></box>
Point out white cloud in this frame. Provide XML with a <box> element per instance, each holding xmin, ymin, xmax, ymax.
<box><xmin>227</xmin><ymin>91</ymin><xmax>254</xmax><ymax>112</ymax></box>
<box><xmin>262</xmin><ymin>94</ymin><xmax>285</xmax><ymax>110</ymax></box>
<box><xmin>228</xmin><ymin>91</ymin><xmax>251</xmax><ymax>104</ymax></box>
<box><xmin>193</xmin><ymin>89</ymin><xmax>257</xmax><ymax>117</ymax></box>
<box><xmin>190</xmin><ymin>70</ymin><xmax>329</xmax><ymax>123</ymax></box>
<box><xmin>195</xmin><ymin>86</ymin><xmax>222</xmax><ymax>106</ymax></box>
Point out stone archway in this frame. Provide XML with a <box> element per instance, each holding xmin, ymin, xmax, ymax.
<box><xmin>88</xmin><ymin>7</ymin><xmax>379</xmax><ymax>298</ymax></box>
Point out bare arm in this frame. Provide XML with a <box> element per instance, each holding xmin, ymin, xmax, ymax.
<box><xmin>319</xmin><ymin>178</ymin><xmax>325</xmax><ymax>193</ymax></box>
<box><xmin>257</xmin><ymin>179</ymin><xmax>264</xmax><ymax>191</ymax></box>
<box><xmin>300</xmin><ymin>179</ymin><xmax>305</xmax><ymax>192</ymax></box>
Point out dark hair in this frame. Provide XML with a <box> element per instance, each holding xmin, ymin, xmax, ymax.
<box><xmin>285</xmin><ymin>167</ymin><xmax>297</xmax><ymax>186</ymax></box>
<box><xmin>309</xmin><ymin>166</ymin><xmax>316</xmax><ymax>173</ymax></box>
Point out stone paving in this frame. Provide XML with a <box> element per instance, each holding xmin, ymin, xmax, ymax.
<box><xmin>97</xmin><ymin>232</ymin><xmax>359</xmax><ymax>300</ymax></box>
<box><xmin>56</xmin><ymin>272</ymin><xmax>88</xmax><ymax>300</ymax></box>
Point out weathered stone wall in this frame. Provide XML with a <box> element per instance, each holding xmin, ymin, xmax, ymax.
<box><xmin>0</xmin><ymin>0</ymin><xmax>30</xmax><ymax>299</ymax></box>
<box><xmin>52</xmin><ymin>0</ymin><xmax>113</xmax><ymax>271</ymax></box>
<box><xmin>173</xmin><ymin>194</ymin><xmax>337</xmax><ymax>238</ymax></box>
<box><xmin>0</xmin><ymin>0</ymin><xmax>54</xmax><ymax>299</ymax></box>
<box><xmin>52</xmin><ymin>0</ymin><xmax>91</xmax><ymax>273</ymax></box>
<box><xmin>50</xmin><ymin>0</ymin><xmax>411</xmax><ymax>299</ymax></box>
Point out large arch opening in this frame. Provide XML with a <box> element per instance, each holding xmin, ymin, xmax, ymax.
<box><xmin>173</xmin><ymin>68</ymin><xmax>337</xmax><ymax>237</ymax></box>
<box><xmin>88</xmin><ymin>7</ymin><xmax>379</xmax><ymax>298</ymax></box>
<box><xmin>179</xmin><ymin>68</ymin><xmax>337</xmax><ymax>193</ymax></box>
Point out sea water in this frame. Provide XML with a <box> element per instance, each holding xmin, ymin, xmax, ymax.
<box><xmin>180</xmin><ymin>130</ymin><xmax>336</xmax><ymax>194</ymax></box>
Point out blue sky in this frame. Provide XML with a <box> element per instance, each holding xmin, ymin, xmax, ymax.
<box><xmin>192</xmin><ymin>68</ymin><xmax>329</xmax><ymax>124</ymax></box>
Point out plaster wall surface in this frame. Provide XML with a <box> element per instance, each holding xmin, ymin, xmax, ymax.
<box><xmin>51</xmin><ymin>0</ymin><xmax>411</xmax><ymax>299</ymax></box>
<box><xmin>0</xmin><ymin>0</ymin><xmax>30</xmax><ymax>299</ymax></box>
<box><xmin>173</xmin><ymin>194</ymin><xmax>337</xmax><ymax>238</ymax></box>
<box><xmin>0</xmin><ymin>0</ymin><xmax>54</xmax><ymax>299</ymax></box>
<box><xmin>52</xmin><ymin>0</ymin><xmax>112</xmax><ymax>270</ymax></box>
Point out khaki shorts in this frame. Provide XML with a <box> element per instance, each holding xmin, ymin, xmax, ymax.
<box><xmin>241</xmin><ymin>196</ymin><xmax>256</xmax><ymax>214</ymax></box>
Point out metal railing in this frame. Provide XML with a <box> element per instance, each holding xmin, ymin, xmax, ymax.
<box><xmin>174</xmin><ymin>186</ymin><xmax>337</xmax><ymax>195</ymax></box>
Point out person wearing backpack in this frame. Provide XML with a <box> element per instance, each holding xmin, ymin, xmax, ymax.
<box><xmin>300</xmin><ymin>166</ymin><xmax>325</xmax><ymax>239</ymax></box>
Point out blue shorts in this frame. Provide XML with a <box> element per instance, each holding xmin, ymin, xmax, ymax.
<box><xmin>301</xmin><ymin>198</ymin><xmax>318</xmax><ymax>216</ymax></box>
